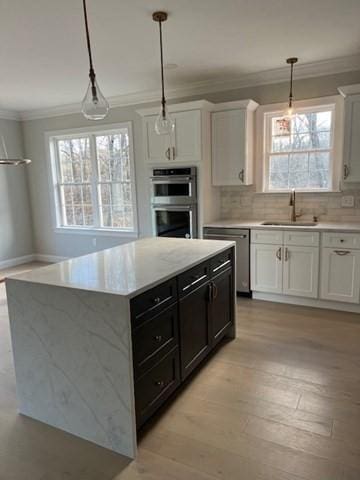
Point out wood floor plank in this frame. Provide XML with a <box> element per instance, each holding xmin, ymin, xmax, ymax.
<box><xmin>141</xmin><ymin>427</ymin><xmax>343</xmax><ymax>480</ymax></box>
<box><xmin>244</xmin><ymin>415</ymin><xmax>360</xmax><ymax>469</ymax></box>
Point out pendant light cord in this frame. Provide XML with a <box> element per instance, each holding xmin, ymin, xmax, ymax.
<box><xmin>289</xmin><ymin>61</ymin><xmax>294</xmax><ymax>108</ymax></box>
<box><xmin>158</xmin><ymin>19</ymin><xmax>166</xmax><ymax>114</ymax></box>
<box><xmin>83</xmin><ymin>0</ymin><xmax>96</xmax><ymax>87</ymax></box>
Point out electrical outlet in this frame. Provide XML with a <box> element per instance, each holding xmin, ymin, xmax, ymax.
<box><xmin>341</xmin><ymin>195</ymin><xmax>355</xmax><ymax>208</ymax></box>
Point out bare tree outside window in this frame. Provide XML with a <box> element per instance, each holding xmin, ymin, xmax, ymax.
<box><xmin>268</xmin><ymin>109</ymin><xmax>333</xmax><ymax>191</ymax></box>
<box><xmin>54</xmin><ymin>127</ymin><xmax>135</xmax><ymax>231</ymax></box>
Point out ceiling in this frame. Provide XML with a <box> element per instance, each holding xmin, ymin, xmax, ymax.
<box><xmin>1</xmin><ymin>0</ymin><xmax>360</xmax><ymax>114</ymax></box>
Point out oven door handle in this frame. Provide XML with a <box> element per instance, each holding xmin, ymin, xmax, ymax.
<box><xmin>152</xmin><ymin>205</ymin><xmax>193</xmax><ymax>211</ymax></box>
<box><xmin>150</xmin><ymin>176</ymin><xmax>192</xmax><ymax>183</ymax></box>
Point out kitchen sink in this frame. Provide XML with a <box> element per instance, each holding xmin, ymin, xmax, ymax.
<box><xmin>261</xmin><ymin>221</ymin><xmax>318</xmax><ymax>226</ymax></box>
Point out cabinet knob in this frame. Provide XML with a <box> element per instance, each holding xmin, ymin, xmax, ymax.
<box><xmin>153</xmin><ymin>297</ymin><xmax>161</xmax><ymax>304</ymax></box>
<box><xmin>340</xmin><ymin>239</ymin><xmax>344</xmax><ymax>243</ymax></box>
<box><xmin>238</xmin><ymin>169</ymin><xmax>244</xmax><ymax>183</ymax></box>
<box><xmin>154</xmin><ymin>335</ymin><xmax>163</xmax><ymax>342</ymax></box>
<box><xmin>155</xmin><ymin>380</ymin><xmax>165</xmax><ymax>387</ymax></box>
<box><xmin>276</xmin><ymin>247</ymin><xmax>282</xmax><ymax>261</ymax></box>
<box><xmin>165</xmin><ymin>148</ymin><xmax>171</xmax><ymax>160</ymax></box>
<box><xmin>344</xmin><ymin>164</ymin><xmax>350</xmax><ymax>179</ymax></box>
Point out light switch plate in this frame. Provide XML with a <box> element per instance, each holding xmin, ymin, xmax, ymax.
<box><xmin>341</xmin><ymin>195</ymin><xmax>355</xmax><ymax>208</ymax></box>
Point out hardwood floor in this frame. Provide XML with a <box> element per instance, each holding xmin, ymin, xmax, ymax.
<box><xmin>1</xmin><ymin>264</ymin><xmax>360</xmax><ymax>479</ymax></box>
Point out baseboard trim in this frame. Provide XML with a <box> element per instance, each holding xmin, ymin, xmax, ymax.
<box><xmin>252</xmin><ymin>292</ymin><xmax>360</xmax><ymax>314</ymax></box>
<box><xmin>0</xmin><ymin>254</ymin><xmax>68</xmax><ymax>273</ymax></box>
<box><xmin>0</xmin><ymin>255</ymin><xmax>35</xmax><ymax>270</ymax></box>
<box><xmin>34</xmin><ymin>254</ymin><xmax>68</xmax><ymax>263</ymax></box>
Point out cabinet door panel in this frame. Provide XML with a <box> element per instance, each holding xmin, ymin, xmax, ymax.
<box><xmin>171</xmin><ymin>110</ymin><xmax>201</xmax><ymax>163</ymax></box>
<box><xmin>283</xmin><ymin>246</ymin><xmax>319</xmax><ymax>298</ymax></box>
<box><xmin>144</xmin><ymin>116</ymin><xmax>170</xmax><ymax>163</ymax></box>
<box><xmin>250</xmin><ymin>244</ymin><xmax>282</xmax><ymax>293</ymax></box>
<box><xmin>320</xmin><ymin>248</ymin><xmax>360</xmax><ymax>303</ymax></box>
<box><xmin>179</xmin><ymin>282</ymin><xmax>211</xmax><ymax>380</ymax></box>
<box><xmin>212</xmin><ymin>109</ymin><xmax>248</xmax><ymax>186</ymax></box>
<box><xmin>211</xmin><ymin>268</ymin><xmax>233</xmax><ymax>345</ymax></box>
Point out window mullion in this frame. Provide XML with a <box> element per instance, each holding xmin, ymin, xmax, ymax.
<box><xmin>89</xmin><ymin>134</ymin><xmax>100</xmax><ymax>228</ymax></box>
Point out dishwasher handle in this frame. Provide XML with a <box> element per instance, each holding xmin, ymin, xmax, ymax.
<box><xmin>204</xmin><ymin>233</ymin><xmax>247</xmax><ymax>239</ymax></box>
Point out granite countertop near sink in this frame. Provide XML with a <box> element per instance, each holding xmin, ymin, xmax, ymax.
<box><xmin>204</xmin><ymin>220</ymin><xmax>360</xmax><ymax>233</ymax></box>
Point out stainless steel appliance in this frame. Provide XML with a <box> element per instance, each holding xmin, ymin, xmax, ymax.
<box><xmin>151</xmin><ymin>167</ymin><xmax>198</xmax><ymax>238</ymax></box>
<box><xmin>203</xmin><ymin>227</ymin><xmax>250</xmax><ymax>294</ymax></box>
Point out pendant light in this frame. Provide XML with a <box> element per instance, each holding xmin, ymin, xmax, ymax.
<box><xmin>81</xmin><ymin>0</ymin><xmax>109</xmax><ymax>120</ymax></box>
<box><xmin>286</xmin><ymin>57</ymin><xmax>298</xmax><ymax>116</ymax></box>
<box><xmin>153</xmin><ymin>11</ymin><xmax>174</xmax><ymax>135</ymax></box>
<box><xmin>0</xmin><ymin>136</ymin><xmax>31</xmax><ymax>166</ymax></box>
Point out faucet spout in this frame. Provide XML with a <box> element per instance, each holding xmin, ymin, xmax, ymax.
<box><xmin>289</xmin><ymin>189</ymin><xmax>297</xmax><ymax>222</ymax></box>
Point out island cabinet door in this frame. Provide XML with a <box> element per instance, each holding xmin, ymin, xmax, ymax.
<box><xmin>210</xmin><ymin>267</ymin><xmax>234</xmax><ymax>346</ymax></box>
<box><xmin>179</xmin><ymin>281</ymin><xmax>212</xmax><ymax>380</ymax></box>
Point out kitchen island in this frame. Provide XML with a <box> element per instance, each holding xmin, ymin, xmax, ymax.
<box><xmin>5</xmin><ymin>237</ymin><xmax>236</xmax><ymax>459</ymax></box>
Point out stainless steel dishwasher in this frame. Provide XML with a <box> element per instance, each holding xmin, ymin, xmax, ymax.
<box><xmin>203</xmin><ymin>227</ymin><xmax>250</xmax><ymax>295</ymax></box>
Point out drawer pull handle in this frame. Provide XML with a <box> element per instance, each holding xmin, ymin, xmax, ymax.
<box><xmin>155</xmin><ymin>380</ymin><xmax>165</xmax><ymax>387</ymax></box>
<box><xmin>276</xmin><ymin>247</ymin><xmax>282</xmax><ymax>261</ymax></box>
<box><xmin>284</xmin><ymin>247</ymin><xmax>289</xmax><ymax>262</ymax></box>
<box><xmin>334</xmin><ymin>250</ymin><xmax>351</xmax><ymax>256</ymax></box>
<box><xmin>153</xmin><ymin>297</ymin><xmax>161</xmax><ymax>304</ymax></box>
<box><xmin>182</xmin><ymin>274</ymin><xmax>207</xmax><ymax>291</ymax></box>
<box><xmin>340</xmin><ymin>239</ymin><xmax>344</xmax><ymax>243</ymax></box>
<box><xmin>154</xmin><ymin>335</ymin><xmax>163</xmax><ymax>342</ymax></box>
<box><xmin>213</xmin><ymin>259</ymin><xmax>231</xmax><ymax>273</ymax></box>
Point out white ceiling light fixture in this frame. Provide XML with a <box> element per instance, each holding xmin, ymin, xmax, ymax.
<box><xmin>0</xmin><ymin>136</ymin><xmax>31</xmax><ymax>166</ymax></box>
<box><xmin>152</xmin><ymin>11</ymin><xmax>174</xmax><ymax>135</ymax></box>
<box><xmin>81</xmin><ymin>0</ymin><xmax>109</xmax><ymax>120</ymax></box>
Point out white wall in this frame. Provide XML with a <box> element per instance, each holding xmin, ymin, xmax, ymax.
<box><xmin>0</xmin><ymin>118</ymin><xmax>33</xmax><ymax>263</ymax></box>
<box><xmin>22</xmin><ymin>69</ymin><xmax>360</xmax><ymax>258</ymax></box>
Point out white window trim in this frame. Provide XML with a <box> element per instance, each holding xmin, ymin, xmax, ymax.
<box><xmin>45</xmin><ymin>122</ymin><xmax>139</xmax><ymax>236</ymax></box>
<box><xmin>255</xmin><ymin>95</ymin><xmax>344</xmax><ymax>193</ymax></box>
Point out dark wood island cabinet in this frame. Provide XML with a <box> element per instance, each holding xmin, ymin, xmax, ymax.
<box><xmin>131</xmin><ymin>247</ymin><xmax>235</xmax><ymax>428</ymax></box>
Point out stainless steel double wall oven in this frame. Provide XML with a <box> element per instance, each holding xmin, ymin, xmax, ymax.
<box><xmin>150</xmin><ymin>167</ymin><xmax>198</xmax><ymax>238</ymax></box>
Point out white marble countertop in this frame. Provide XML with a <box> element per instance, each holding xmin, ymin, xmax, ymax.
<box><xmin>204</xmin><ymin>220</ymin><xmax>360</xmax><ymax>233</ymax></box>
<box><xmin>7</xmin><ymin>237</ymin><xmax>234</xmax><ymax>298</ymax></box>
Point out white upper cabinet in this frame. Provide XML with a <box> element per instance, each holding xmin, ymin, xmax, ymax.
<box><xmin>211</xmin><ymin>100</ymin><xmax>258</xmax><ymax>186</ymax></box>
<box><xmin>138</xmin><ymin>101</ymin><xmax>210</xmax><ymax>164</ymax></box>
<box><xmin>338</xmin><ymin>85</ymin><xmax>360</xmax><ymax>182</ymax></box>
<box><xmin>171</xmin><ymin>110</ymin><xmax>202</xmax><ymax>163</ymax></box>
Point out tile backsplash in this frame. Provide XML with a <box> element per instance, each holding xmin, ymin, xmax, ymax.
<box><xmin>220</xmin><ymin>186</ymin><xmax>360</xmax><ymax>223</ymax></box>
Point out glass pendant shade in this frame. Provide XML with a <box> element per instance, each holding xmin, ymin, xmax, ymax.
<box><xmin>0</xmin><ymin>136</ymin><xmax>31</xmax><ymax>165</ymax></box>
<box><xmin>155</xmin><ymin>103</ymin><xmax>174</xmax><ymax>135</ymax></box>
<box><xmin>81</xmin><ymin>77</ymin><xmax>109</xmax><ymax>120</ymax></box>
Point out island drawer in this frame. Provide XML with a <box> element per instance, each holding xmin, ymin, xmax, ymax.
<box><xmin>133</xmin><ymin>304</ymin><xmax>179</xmax><ymax>379</ymax></box>
<box><xmin>178</xmin><ymin>261</ymin><xmax>210</xmax><ymax>297</ymax></box>
<box><xmin>131</xmin><ymin>278</ymin><xmax>177</xmax><ymax>323</ymax></box>
<box><xmin>322</xmin><ymin>232</ymin><xmax>360</xmax><ymax>249</ymax></box>
<box><xmin>210</xmin><ymin>248</ymin><xmax>233</xmax><ymax>276</ymax></box>
<box><xmin>135</xmin><ymin>347</ymin><xmax>180</xmax><ymax>428</ymax></box>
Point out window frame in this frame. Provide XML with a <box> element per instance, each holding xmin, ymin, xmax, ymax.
<box><xmin>256</xmin><ymin>96</ymin><xmax>344</xmax><ymax>193</ymax></box>
<box><xmin>46</xmin><ymin>122</ymin><xmax>138</xmax><ymax>237</ymax></box>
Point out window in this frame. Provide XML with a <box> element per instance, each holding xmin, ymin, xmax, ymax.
<box><xmin>260</xmin><ymin>98</ymin><xmax>342</xmax><ymax>192</ymax></box>
<box><xmin>48</xmin><ymin>123</ymin><xmax>137</xmax><ymax>233</ymax></box>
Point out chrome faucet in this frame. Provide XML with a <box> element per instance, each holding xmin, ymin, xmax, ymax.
<box><xmin>289</xmin><ymin>189</ymin><xmax>302</xmax><ymax>222</ymax></box>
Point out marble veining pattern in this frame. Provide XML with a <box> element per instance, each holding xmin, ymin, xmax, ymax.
<box><xmin>6</xmin><ymin>280</ymin><xmax>137</xmax><ymax>458</ymax></box>
<box><xmin>8</xmin><ymin>237</ymin><xmax>235</xmax><ymax>298</ymax></box>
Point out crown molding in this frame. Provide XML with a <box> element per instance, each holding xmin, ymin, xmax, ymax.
<box><xmin>338</xmin><ymin>83</ymin><xmax>360</xmax><ymax>96</ymax></box>
<box><xmin>0</xmin><ymin>108</ymin><xmax>21</xmax><ymax>121</ymax></box>
<box><xmin>17</xmin><ymin>53</ymin><xmax>360</xmax><ymax>121</ymax></box>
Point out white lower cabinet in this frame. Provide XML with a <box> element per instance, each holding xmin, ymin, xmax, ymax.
<box><xmin>320</xmin><ymin>248</ymin><xmax>360</xmax><ymax>303</ymax></box>
<box><xmin>250</xmin><ymin>244</ymin><xmax>282</xmax><ymax>293</ymax></box>
<box><xmin>250</xmin><ymin>230</ymin><xmax>319</xmax><ymax>299</ymax></box>
<box><xmin>283</xmin><ymin>246</ymin><xmax>319</xmax><ymax>298</ymax></box>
